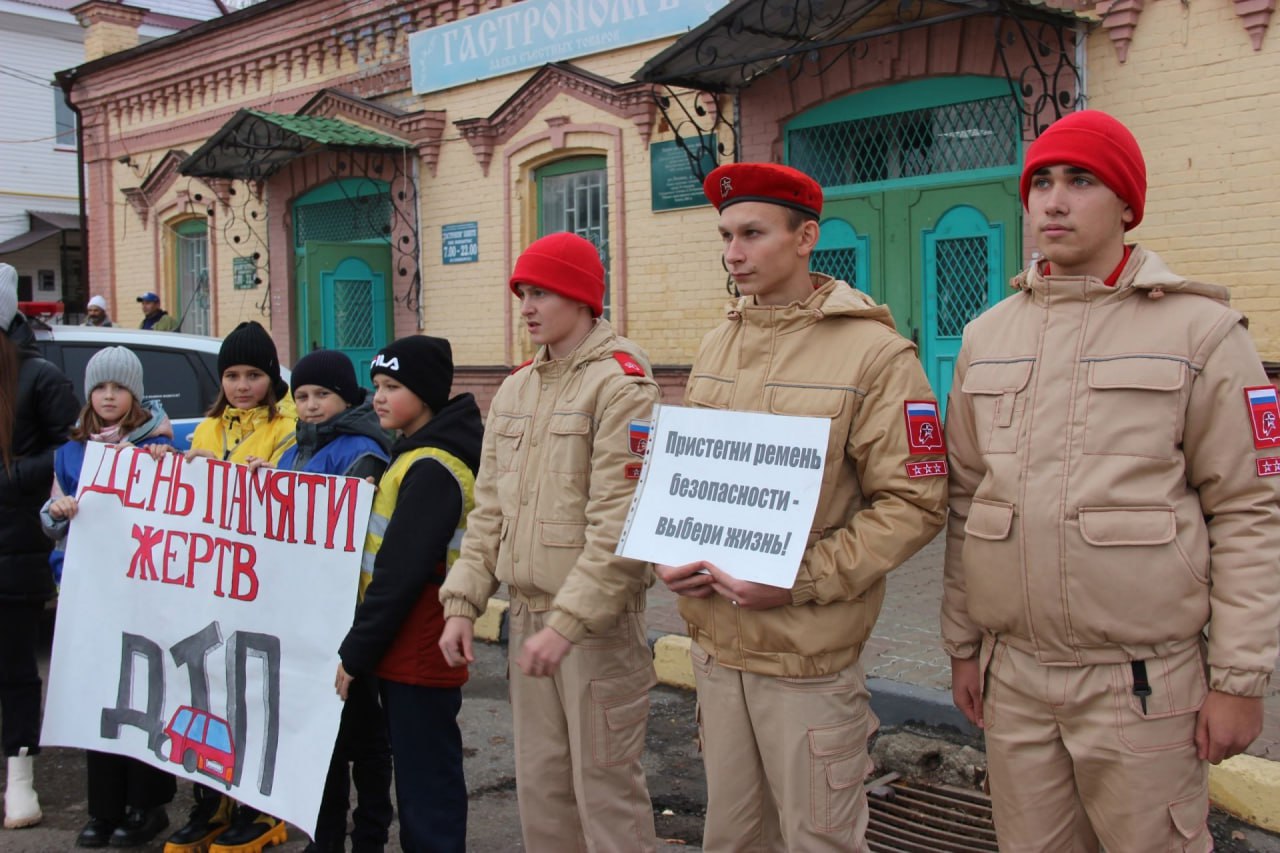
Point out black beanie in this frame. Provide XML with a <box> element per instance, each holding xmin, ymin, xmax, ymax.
<box><xmin>290</xmin><ymin>349</ymin><xmax>363</xmax><ymax>406</ymax></box>
<box><xmin>370</xmin><ymin>335</ymin><xmax>453</xmax><ymax>414</ymax></box>
<box><xmin>219</xmin><ymin>321</ymin><xmax>286</xmax><ymax>399</ymax></box>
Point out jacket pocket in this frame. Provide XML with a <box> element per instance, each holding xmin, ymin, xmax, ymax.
<box><xmin>960</xmin><ymin>360</ymin><xmax>1033</xmax><ymax>454</ymax></box>
<box><xmin>766</xmin><ymin>383</ymin><xmax>848</xmax><ymax>419</ymax></box>
<box><xmin>1065</xmin><ymin>508</ymin><xmax>1209</xmax><ymax>647</ymax></box>
<box><xmin>534</xmin><ymin>520</ymin><xmax>586</xmax><ymax>591</ymax></box>
<box><xmin>490</xmin><ymin>413</ymin><xmax>527</xmax><ymax>472</ymax></box>
<box><xmin>589</xmin><ymin>664</ymin><xmax>656</xmax><ymax>767</ymax></box>
<box><xmin>808</xmin><ymin>718</ymin><xmax>869</xmax><ymax>833</ymax></box>
<box><xmin>1112</xmin><ymin>643</ymin><xmax>1207</xmax><ymax>753</ymax></box>
<box><xmin>1082</xmin><ymin>357</ymin><xmax>1186</xmax><ymax>458</ymax></box>
<box><xmin>961</xmin><ymin>500</ymin><xmax>1027</xmax><ymax>639</ymax></box>
<box><xmin>685</xmin><ymin>373</ymin><xmax>733</xmax><ymax>409</ymax></box>
<box><xmin>547</xmin><ymin>411</ymin><xmax>593</xmax><ymax>474</ymax></box>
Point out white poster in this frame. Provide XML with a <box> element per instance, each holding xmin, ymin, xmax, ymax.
<box><xmin>616</xmin><ymin>405</ymin><xmax>829</xmax><ymax>588</ymax></box>
<box><xmin>41</xmin><ymin>443</ymin><xmax>374</xmax><ymax>839</ymax></box>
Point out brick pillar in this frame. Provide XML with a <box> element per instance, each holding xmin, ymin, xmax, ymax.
<box><xmin>70</xmin><ymin>1</ymin><xmax>147</xmax><ymax>61</ymax></box>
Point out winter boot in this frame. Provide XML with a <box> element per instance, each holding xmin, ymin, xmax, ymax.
<box><xmin>3</xmin><ymin>749</ymin><xmax>42</xmax><ymax>829</ymax></box>
<box><xmin>208</xmin><ymin>807</ymin><xmax>286</xmax><ymax>853</ymax></box>
<box><xmin>163</xmin><ymin>788</ymin><xmax>232</xmax><ymax>853</ymax></box>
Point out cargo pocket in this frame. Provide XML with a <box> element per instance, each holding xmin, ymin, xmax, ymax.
<box><xmin>808</xmin><ymin>719</ymin><xmax>868</xmax><ymax>833</ymax></box>
<box><xmin>960</xmin><ymin>500</ymin><xmax>1024</xmax><ymax>638</ymax></box>
<box><xmin>490</xmin><ymin>413</ymin><xmax>527</xmax><ymax>472</ymax></box>
<box><xmin>1169</xmin><ymin>786</ymin><xmax>1211</xmax><ymax>852</ymax></box>
<box><xmin>766</xmin><ymin>383</ymin><xmax>848</xmax><ymax>419</ymax></box>
<box><xmin>547</xmin><ymin>411</ymin><xmax>593</xmax><ymax>474</ymax></box>
<box><xmin>1113</xmin><ymin>644</ymin><xmax>1207</xmax><ymax>753</ymax></box>
<box><xmin>685</xmin><ymin>373</ymin><xmax>733</xmax><ymax>409</ymax></box>
<box><xmin>536</xmin><ymin>521</ymin><xmax>586</xmax><ymax>591</ymax></box>
<box><xmin>1082</xmin><ymin>357</ymin><xmax>1186</xmax><ymax>458</ymax></box>
<box><xmin>590</xmin><ymin>664</ymin><xmax>656</xmax><ymax>767</ymax></box>
<box><xmin>960</xmin><ymin>359</ymin><xmax>1033</xmax><ymax>454</ymax></box>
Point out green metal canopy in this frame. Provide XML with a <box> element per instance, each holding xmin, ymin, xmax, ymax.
<box><xmin>179</xmin><ymin>109</ymin><xmax>409</xmax><ymax>180</ymax></box>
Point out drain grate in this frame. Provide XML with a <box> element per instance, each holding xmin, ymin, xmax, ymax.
<box><xmin>867</xmin><ymin>773</ymin><xmax>999</xmax><ymax>852</ymax></box>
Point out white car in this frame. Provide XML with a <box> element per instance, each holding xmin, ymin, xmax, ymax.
<box><xmin>32</xmin><ymin>325</ymin><xmax>289</xmax><ymax>448</ymax></box>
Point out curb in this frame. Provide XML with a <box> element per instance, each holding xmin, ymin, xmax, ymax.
<box><xmin>471</xmin><ymin>597</ymin><xmax>1280</xmax><ymax>834</ymax></box>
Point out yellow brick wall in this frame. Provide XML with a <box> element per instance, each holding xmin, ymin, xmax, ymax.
<box><xmin>417</xmin><ymin>57</ymin><xmax>729</xmax><ymax>368</ymax></box>
<box><xmin>1085</xmin><ymin>0</ymin><xmax>1280</xmax><ymax>359</ymax></box>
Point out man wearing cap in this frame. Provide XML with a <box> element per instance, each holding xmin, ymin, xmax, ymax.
<box><xmin>83</xmin><ymin>295</ymin><xmax>112</xmax><ymax>327</ymax></box>
<box><xmin>655</xmin><ymin>163</ymin><xmax>947</xmax><ymax>851</ymax></box>
<box><xmin>943</xmin><ymin>110</ymin><xmax>1280</xmax><ymax>850</ymax></box>
<box><xmin>438</xmin><ymin>232</ymin><xmax>661</xmax><ymax>851</ymax></box>
<box><xmin>137</xmin><ymin>292</ymin><xmax>178</xmax><ymax>331</ymax></box>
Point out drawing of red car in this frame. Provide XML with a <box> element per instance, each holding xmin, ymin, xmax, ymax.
<box><xmin>164</xmin><ymin>705</ymin><xmax>235</xmax><ymax>788</ymax></box>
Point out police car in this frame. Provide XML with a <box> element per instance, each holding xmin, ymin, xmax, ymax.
<box><xmin>32</xmin><ymin>325</ymin><xmax>290</xmax><ymax>448</ymax></box>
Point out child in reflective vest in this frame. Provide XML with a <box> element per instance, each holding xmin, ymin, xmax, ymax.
<box><xmin>336</xmin><ymin>335</ymin><xmax>483</xmax><ymax>853</ymax></box>
<box><xmin>41</xmin><ymin>346</ymin><xmax>176</xmax><ymax>849</ymax></box>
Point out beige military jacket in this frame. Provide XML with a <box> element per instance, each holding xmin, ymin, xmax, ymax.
<box><xmin>943</xmin><ymin>246</ymin><xmax>1280</xmax><ymax>697</ymax></box>
<box><xmin>440</xmin><ymin>319</ymin><xmax>660</xmax><ymax>643</ymax></box>
<box><xmin>681</xmin><ymin>275</ymin><xmax>948</xmax><ymax>678</ymax></box>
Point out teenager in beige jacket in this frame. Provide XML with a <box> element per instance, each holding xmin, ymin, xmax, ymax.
<box><xmin>944</xmin><ymin>110</ymin><xmax>1280</xmax><ymax>852</ymax></box>
<box><xmin>657</xmin><ymin>163</ymin><xmax>947</xmax><ymax>852</ymax></box>
<box><xmin>438</xmin><ymin>232</ymin><xmax>660</xmax><ymax>852</ymax></box>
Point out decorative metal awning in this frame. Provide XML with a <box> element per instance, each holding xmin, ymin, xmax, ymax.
<box><xmin>636</xmin><ymin>0</ymin><xmax>1087</xmax><ymax>92</ymax></box>
<box><xmin>179</xmin><ymin>110</ymin><xmax>410</xmax><ymax>181</ymax></box>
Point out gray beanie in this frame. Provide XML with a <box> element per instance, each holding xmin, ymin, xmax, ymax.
<box><xmin>0</xmin><ymin>263</ymin><xmax>18</xmax><ymax>332</ymax></box>
<box><xmin>85</xmin><ymin>346</ymin><xmax>145</xmax><ymax>402</ymax></box>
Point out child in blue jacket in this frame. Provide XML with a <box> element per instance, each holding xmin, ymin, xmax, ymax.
<box><xmin>40</xmin><ymin>346</ymin><xmax>176</xmax><ymax>849</ymax></box>
<box><xmin>258</xmin><ymin>350</ymin><xmax>393</xmax><ymax>853</ymax></box>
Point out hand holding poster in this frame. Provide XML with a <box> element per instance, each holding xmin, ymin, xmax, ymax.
<box><xmin>40</xmin><ymin>443</ymin><xmax>374</xmax><ymax>838</ymax></box>
<box><xmin>616</xmin><ymin>405</ymin><xmax>829</xmax><ymax>588</ymax></box>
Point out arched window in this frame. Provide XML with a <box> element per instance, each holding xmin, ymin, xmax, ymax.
<box><xmin>535</xmin><ymin>156</ymin><xmax>610</xmax><ymax>319</ymax></box>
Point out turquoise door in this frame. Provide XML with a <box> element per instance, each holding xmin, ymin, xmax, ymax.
<box><xmin>299</xmin><ymin>243</ymin><xmax>392</xmax><ymax>386</ymax></box>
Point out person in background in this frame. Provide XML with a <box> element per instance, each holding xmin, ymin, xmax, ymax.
<box><xmin>84</xmin><ymin>295</ymin><xmax>112</xmax><ymax>328</ymax></box>
<box><xmin>137</xmin><ymin>292</ymin><xmax>178</xmax><ymax>332</ymax></box>
<box><xmin>40</xmin><ymin>346</ymin><xmax>175</xmax><ymax>849</ymax></box>
<box><xmin>0</xmin><ymin>263</ymin><xmax>79</xmax><ymax>830</ymax></box>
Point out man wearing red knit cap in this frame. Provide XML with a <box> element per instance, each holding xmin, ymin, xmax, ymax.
<box><xmin>439</xmin><ymin>232</ymin><xmax>661</xmax><ymax>851</ymax></box>
<box><xmin>657</xmin><ymin>162</ymin><xmax>947</xmax><ymax>851</ymax></box>
<box><xmin>944</xmin><ymin>110</ymin><xmax>1280</xmax><ymax>851</ymax></box>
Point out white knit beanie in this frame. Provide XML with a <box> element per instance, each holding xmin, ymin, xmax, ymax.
<box><xmin>85</xmin><ymin>346</ymin><xmax>145</xmax><ymax>402</ymax></box>
<box><xmin>0</xmin><ymin>264</ymin><xmax>18</xmax><ymax>332</ymax></box>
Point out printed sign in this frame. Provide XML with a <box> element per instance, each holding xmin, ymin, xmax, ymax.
<box><xmin>650</xmin><ymin>137</ymin><xmax>717</xmax><ymax>212</ymax></box>
<box><xmin>409</xmin><ymin>0</ymin><xmax>728</xmax><ymax>93</ymax></box>
<box><xmin>616</xmin><ymin>405</ymin><xmax>828</xmax><ymax>588</ymax></box>
<box><xmin>442</xmin><ymin>221</ymin><xmax>479</xmax><ymax>265</ymax></box>
<box><xmin>41</xmin><ymin>444</ymin><xmax>374</xmax><ymax>838</ymax></box>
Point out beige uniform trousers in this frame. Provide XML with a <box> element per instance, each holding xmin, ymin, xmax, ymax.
<box><xmin>983</xmin><ymin>638</ymin><xmax>1211</xmax><ymax>852</ymax></box>
<box><xmin>691</xmin><ymin>643</ymin><xmax>872</xmax><ymax>852</ymax></box>
<box><xmin>508</xmin><ymin>599</ymin><xmax>658</xmax><ymax>853</ymax></box>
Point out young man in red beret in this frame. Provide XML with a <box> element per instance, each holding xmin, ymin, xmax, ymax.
<box><xmin>943</xmin><ymin>110</ymin><xmax>1280</xmax><ymax>851</ymax></box>
<box><xmin>438</xmin><ymin>232</ymin><xmax>661</xmax><ymax>851</ymax></box>
<box><xmin>655</xmin><ymin>163</ymin><xmax>948</xmax><ymax>851</ymax></box>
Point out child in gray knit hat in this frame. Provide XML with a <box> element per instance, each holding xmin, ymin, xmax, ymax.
<box><xmin>39</xmin><ymin>346</ymin><xmax>178</xmax><ymax>847</ymax></box>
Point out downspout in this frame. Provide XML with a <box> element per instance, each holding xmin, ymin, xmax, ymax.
<box><xmin>57</xmin><ymin>69</ymin><xmax>89</xmax><ymax>305</ymax></box>
<box><xmin>1075</xmin><ymin>22</ymin><xmax>1089</xmax><ymax>109</ymax></box>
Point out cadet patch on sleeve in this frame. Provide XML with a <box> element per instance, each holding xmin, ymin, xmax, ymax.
<box><xmin>624</xmin><ymin>461</ymin><xmax>644</xmax><ymax>480</ymax></box>
<box><xmin>904</xmin><ymin>400</ymin><xmax>946</xmax><ymax>454</ymax></box>
<box><xmin>613</xmin><ymin>352</ymin><xmax>645</xmax><ymax>377</ymax></box>
<box><xmin>628</xmin><ymin>419</ymin><xmax>651</xmax><ymax>456</ymax></box>
<box><xmin>1256</xmin><ymin>457</ymin><xmax>1280</xmax><ymax>477</ymax></box>
<box><xmin>906</xmin><ymin>460</ymin><xmax>948</xmax><ymax>478</ymax></box>
<box><xmin>1244</xmin><ymin>386</ymin><xmax>1280</xmax><ymax>449</ymax></box>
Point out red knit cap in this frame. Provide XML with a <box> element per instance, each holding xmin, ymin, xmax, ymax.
<box><xmin>509</xmin><ymin>232</ymin><xmax>605</xmax><ymax>317</ymax></box>
<box><xmin>1020</xmin><ymin>110</ymin><xmax>1147</xmax><ymax>230</ymax></box>
<box><xmin>703</xmin><ymin>162</ymin><xmax>823</xmax><ymax>219</ymax></box>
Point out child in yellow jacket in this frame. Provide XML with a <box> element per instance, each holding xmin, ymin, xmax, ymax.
<box><xmin>169</xmin><ymin>320</ymin><xmax>294</xmax><ymax>853</ymax></box>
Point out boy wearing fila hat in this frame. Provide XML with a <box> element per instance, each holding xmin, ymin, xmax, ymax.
<box><xmin>439</xmin><ymin>232</ymin><xmax>661</xmax><ymax>851</ymax></box>
<box><xmin>944</xmin><ymin>110</ymin><xmax>1280</xmax><ymax>851</ymax></box>
<box><xmin>655</xmin><ymin>164</ymin><xmax>947</xmax><ymax>851</ymax></box>
<box><xmin>336</xmin><ymin>335</ymin><xmax>483</xmax><ymax>853</ymax></box>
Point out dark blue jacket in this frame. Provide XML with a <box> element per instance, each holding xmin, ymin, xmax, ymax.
<box><xmin>277</xmin><ymin>397</ymin><xmax>391</xmax><ymax>480</ymax></box>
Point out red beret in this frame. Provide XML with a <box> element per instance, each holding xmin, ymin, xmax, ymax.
<box><xmin>509</xmin><ymin>232</ymin><xmax>605</xmax><ymax>317</ymax></box>
<box><xmin>703</xmin><ymin>163</ymin><xmax>823</xmax><ymax>219</ymax></box>
<box><xmin>1020</xmin><ymin>110</ymin><xmax>1147</xmax><ymax>231</ymax></box>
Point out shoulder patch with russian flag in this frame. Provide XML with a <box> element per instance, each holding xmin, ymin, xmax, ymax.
<box><xmin>628</xmin><ymin>419</ymin><xmax>651</xmax><ymax>456</ymax></box>
<box><xmin>613</xmin><ymin>352</ymin><xmax>645</xmax><ymax>377</ymax></box>
<box><xmin>904</xmin><ymin>400</ymin><xmax>946</xmax><ymax>454</ymax></box>
<box><xmin>1244</xmin><ymin>386</ymin><xmax>1280</xmax><ymax>449</ymax></box>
